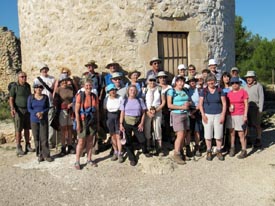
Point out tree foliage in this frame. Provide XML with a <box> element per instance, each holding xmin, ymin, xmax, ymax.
<box><xmin>235</xmin><ymin>16</ymin><xmax>275</xmax><ymax>84</ymax></box>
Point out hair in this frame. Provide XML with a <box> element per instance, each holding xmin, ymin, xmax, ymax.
<box><xmin>126</xmin><ymin>84</ymin><xmax>138</xmax><ymax>97</ymax></box>
<box><xmin>17</xmin><ymin>71</ymin><xmax>26</xmax><ymax>78</ymax></box>
<box><xmin>59</xmin><ymin>66</ymin><xmax>72</xmax><ymax>76</ymax></box>
<box><xmin>220</xmin><ymin>71</ymin><xmax>231</xmax><ymax>88</ymax></box>
<box><xmin>188</xmin><ymin>64</ymin><xmax>196</xmax><ymax>70</ymax></box>
<box><xmin>81</xmin><ymin>78</ymin><xmax>93</xmax><ymax>87</ymax></box>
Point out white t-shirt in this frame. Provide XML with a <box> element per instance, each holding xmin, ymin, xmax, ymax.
<box><xmin>33</xmin><ymin>75</ymin><xmax>55</xmax><ymax>106</ymax></box>
<box><xmin>104</xmin><ymin>95</ymin><xmax>123</xmax><ymax>112</ymax></box>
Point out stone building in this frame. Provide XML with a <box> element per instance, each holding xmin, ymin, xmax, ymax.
<box><xmin>18</xmin><ymin>0</ymin><xmax>235</xmax><ymax>80</ymax></box>
<box><xmin>0</xmin><ymin>27</ymin><xmax>21</xmax><ymax>92</ymax></box>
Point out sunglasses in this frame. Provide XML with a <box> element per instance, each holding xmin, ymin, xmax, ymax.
<box><xmin>231</xmin><ymin>82</ymin><xmax>240</xmax><ymax>85</ymax></box>
<box><xmin>34</xmin><ymin>85</ymin><xmax>43</xmax><ymax>89</ymax></box>
<box><xmin>149</xmin><ymin>79</ymin><xmax>156</xmax><ymax>82</ymax></box>
<box><xmin>62</xmin><ymin>71</ymin><xmax>68</xmax><ymax>74</ymax></box>
<box><xmin>158</xmin><ymin>76</ymin><xmax>167</xmax><ymax>79</ymax></box>
<box><xmin>112</xmin><ymin>78</ymin><xmax>121</xmax><ymax>81</ymax></box>
<box><xmin>19</xmin><ymin>76</ymin><xmax>27</xmax><ymax>78</ymax></box>
<box><xmin>153</xmin><ymin>62</ymin><xmax>160</xmax><ymax>65</ymax></box>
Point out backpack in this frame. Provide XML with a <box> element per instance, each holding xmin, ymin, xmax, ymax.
<box><xmin>202</xmin><ymin>87</ymin><xmax>222</xmax><ymax>105</ymax></box>
<box><xmin>8</xmin><ymin>82</ymin><xmax>17</xmax><ymax>94</ymax></box>
<box><xmin>72</xmin><ymin>91</ymin><xmax>97</xmax><ymax>130</ymax></box>
<box><xmin>143</xmin><ymin>86</ymin><xmax>163</xmax><ymax>108</ymax></box>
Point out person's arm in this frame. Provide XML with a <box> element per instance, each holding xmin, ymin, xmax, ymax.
<box><xmin>96</xmin><ymin>96</ymin><xmax>100</xmax><ymax>131</ymax></box>
<box><xmin>74</xmin><ymin>95</ymin><xmax>81</xmax><ymax>132</ymax></box>
<box><xmin>156</xmin><ymin>94</ymin><xmax>166</xmax><ymax>112</ymax></box>
<box><xmin>199</xmin><ymin>96</ymin><xmax>208</xmax><ymax>124</ymax></box>
<box><xmin>119</xmin><ymin>110</ymin><xmax>125</xmax><ymax>132</ymax></box>
<box><xmin>258</xmin><ymin>84</ymin><xmax>264</xmax><ymax>112</ymax></box>
<box><xmin>243</xmin><ymin>98</ymin><xmax>248</xmax><ymax>122</ymax></box>
<box><xmin>138</xmin><ymin>109</ymin><xmax>146</xmax><ymax>132</ymax></box>
<box><xmin>220</xmin><ymin>96</ymin><xmax>226</xmax><ymax>124</ymax></box>
<box><xmin>9</xmin><ymin>87</ymin><xmax>16</xmax><ymax>118</ymax></box>
<box><xmin>167</xmin><ymin>95</ymin><xmax>188</xmax><ymax>110</ymax></box>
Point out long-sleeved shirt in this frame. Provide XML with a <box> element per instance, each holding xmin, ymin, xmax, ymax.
<box><xmin>244</xmin><ymin>81</ymin><xmax>264</xmax><ymax>112</ymax></box>
<box><xmin>27</xmin><ymin>95</ymin><xmax>49</xmax><ymax>123</ymax></box>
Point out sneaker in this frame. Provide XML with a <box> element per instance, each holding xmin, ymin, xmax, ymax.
<box><xmin>118</xmin><ymin>154</ymin><xmax>124</xmax><ymax>163</ymax></box>
<box><xmin>111</xmin><ymin>154</ymin><xmax>118</xmax><ymax>161</ymax></box>
<box><xmin>74</xmin><ymin>162</ymin><xmax>81</xmax><ymax>170</ymax></box>
<box><xmin>45</xmin><ymin>156</ymin><xmax>54</xmax><ymax>162</ymax></box>
<box><xmin>206</xmin><ymin>151</ymin><xmax>212</xmax><ymax>161</ymax></box>
<box><xmin>58</xmin><ymin>146</ymin><xmax>66</xmax><ymax>157</ymax></box>
<box><xmin>25</xmin><ymin>143</ymin><xmax>35</xmax><ymax>152</ymax></box>
<box><xmin>87</xmin><ymin>160</ymin><xmax>98</xmax><ymax>167</ymax></box>
<box><xmin>254</xmin><ymin>138</ymin><xmax>262</xmax><ymax>148</ymax></box>
<box><xmin>194</xmin><ymin>145</ymin><xmax>202</xmax><ymax>157</ymax></box>
<box><xmin>229</xmin><ymin>147</ymin><xmax>235</xmax><ymax>157</ymax></box>
<box><xmin>185</xmin><ymin>145</ymin><xmax>193</xmax><ymax>158</ymax></box>
<box><xmin>216</xmin><ymin>150</ymin><xmax>224</xmax><ymax>161</ymax></box>
<box><xmin>237</xmin><ymin>150</ymin><xmax>247</xmax><ymax>159</ymax></box>
<box><xmin>173</xmin><ymin>154</ymin><xmax>186</xmax><ymax>165</ymax></box>
<box><xmin>16</xmin><ymin>145</ymin><xmax>25</xmax><ymax>157</ymax></box>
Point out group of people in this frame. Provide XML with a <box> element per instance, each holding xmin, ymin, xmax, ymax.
<box><xmin>8</xmin><ymin>57</ymin><xmax>264</xmax><ymax>168</ymax></box>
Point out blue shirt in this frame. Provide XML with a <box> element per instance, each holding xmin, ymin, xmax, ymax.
<box><xmin>199</xmin><ymin>88</ymin><xmax>225</xmax><ymax>114</ymax></box>
<box><xmin>167</xmin><ymin>89</ymin><xmax>190</xmax><ymax>114</ymax></box>
<box><xmin>188</xmin><ymin>87</ymin><xmax>200</xmax><ymax>108</ymax></box>
<box><xmin>27</xmin><ymin>95</ymin><xmax>49</xmax><ymax>123</ymax></box>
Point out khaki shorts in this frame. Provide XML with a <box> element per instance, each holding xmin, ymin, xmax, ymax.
<box><xmin>14</xmin><ymin>108</ymin><xmax>31</xmax><ymax>132</ymax></box>
<box><xmin>59</xmin><ymin>110</ymin><xmax>73</xmax><ymax>127</ymax></box>
<box><xmin>202</xmin><ymin>113</ymin><xmax>223</xmax><ymax>140</ymax></box>
<box><xmin>226</xmin><ymin>115</ymin><xmax>245</xmax><ymax>131</ymax></box>
<box><xmin>77</xmin><ymin>120</ymin><xmax>96</xmax><ymax>139</ymax></box>
<box><xmin>170</xmin><ymin>112</ymin><xmax>189</xmax><ymax>132</ymax></box>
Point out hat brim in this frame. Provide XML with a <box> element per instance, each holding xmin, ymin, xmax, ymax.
<box><xmin>106</xmin><ymin>63</ymin><xmax>119</xmax><ymax>69</ymax></box>
<box><xmin>85</xmin><ymin>64</ymin><xmax>98</xmax><ymax>69</ymax></box>
<box><xmin>150</xmin><ymin>60</ymin><xmax>162</xmax><ymax>65</ymax></box>
<box><xmin>40</xmin><ymin>67</ymin><xmax>49</xmax><ymax>72</ymax></box>
<box><xmin>244</xmin><ymin>75</ymin><xmax>256</xmax><ymax>78</ymax></box>
<box><xmin>128</xmin><ymin>71</ymin><xmax>141</xmax><ymax>78</ymax></box>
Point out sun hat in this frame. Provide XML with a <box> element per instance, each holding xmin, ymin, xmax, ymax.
<box><xmin>106</xmin><ymin>84</ymin><xmax>117</xmax><ymax>93</ymax></box>
<box><xmin>156</xmin><ymin>71</ymin><xmax>168</xmax><ymax>78</ymax></box>
<box><xmin>205</xmin><ymin>74</ymin><xmax>217</xmax><ymax>82</ymax></box>
<box><xmin>38</xmin><ymin>63</ymin><xmax>49</xmax><ymax>72</ymax></box>
<box><xmin>58</xmin><ymin>73</ymin><xmax>69</xmax><ymax>83</ymax></box>
<box><xmin>111</xmin><ymin>72</ymin><xmax>123</xmax><ymax>79</ymax></box>
<box><xmin>208</xmin><ymin>59</ymin><xmax>217</xmax><ymax>66</ymax></box>
<box><xmin>85</xmin><ymin>60</ymin><xmax>98</xmax><ymax>68</ymax></box>
<box><xmin>106</xmin><ymin>60</ymin><xmax>119</xmax><ymax>69</ymax></box>
<box><xmin>231</xmin><ymin>67</ymin><xmax>239</xmax><ymax>72</ymax></box>
<box><xmin>230</xmin><ymin>77</ymin><xmax>242</xmax><ymax>84</ymax></box>
<box><xmin>33</xmin><ymin>82</ymin><xmax>44</xmax><ymax>88</ymax></box>
<box><xmin>147</xmin><ymin>74</ymin><xmax>156</xmax><ymax>83</ymax></box>
<box><xmin>244</xmin><ymin>71</ymin><xmax>256</xmax><ymax>78</ymax></box>
<box><xmin>128</xmin><ymin>70</ymin><xmax>141</xmax><ymax>79</ymax></box>
<box><xmin>178</xmin><ymin>64</ymin><xmax>186</xmax><ymax>70</ymax></box>
<box><xmin>149</xmin><ymin>57</ymin><xmax>162</xmax><ymax>65</ymax></box>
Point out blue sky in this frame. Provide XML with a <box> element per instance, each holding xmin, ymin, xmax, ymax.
<box><xmin>0</xmin><ymin>0</ymin><xmax>274</xmax><ymax>40</ymax></box>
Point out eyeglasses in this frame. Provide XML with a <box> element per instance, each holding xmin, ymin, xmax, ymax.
<box><xmin>34</xmin><ymin>85</ymin><xmax>43</xmax><ymax>89</ymax></box>
<box><xmin>62</xmin><ymin>71</ymin><xmax>68</xmax><ymax>74</ymax></box>
<box><xmin>19</xmin><ymin>76</ymin><xmax>27</xmax><ymax>78</ymax></box>
<box><xmin>112</xmin><ymin>78</ymin><xmax>121</xmax><ymax>81</ymax></box>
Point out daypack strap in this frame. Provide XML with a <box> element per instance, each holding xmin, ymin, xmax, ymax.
<box><xmin>37</xmin><ymin>77</ymin><xmax>53</xmax><ymax>93</ymax></box>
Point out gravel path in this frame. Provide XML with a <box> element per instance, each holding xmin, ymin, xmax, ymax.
<box><xmin>0</xmin><ymin>122</ymin><xmax>275</xmax><ymax>206</ymax></box>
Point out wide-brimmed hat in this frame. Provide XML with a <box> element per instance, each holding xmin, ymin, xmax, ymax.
<box><xmin>230</xmin><ymin>77</ymin><xmax>242</xmax><ymax>84</ymax></box>
<box><xmin>105</xmin><ymin>60</ymin><xmax>120</xmax><ymax>69</ymax></box>
<box><xmin>147</xmin><ymin>74</ymin><xmax>156</xmax><ymax>83</ymax></box>
<box><xmin>128</xmin><ymin>70</ymin><xmax>141</xmax><ymax>79</ymax></box>
<box><xmin>186</xmin><ymin>77</ymin><xmax>198</xmax><ymax>84</ymax></box>
<box><xmin>178</xmin><ymin>64</ymin><xmax>186</xmax><ymax>70</ymax></box>
<box><xmin>208</xmin><ymin>59</ymin><xmax>217</xmax><ymax>66</ymax></box>
<box><xmin>85</xmin><ymin>60</ymin><xmax>98</xmax><ymax>68</ymax></box>
<box><xmin>58</xmin><ymin>73</ymin><xmax>69</xmax><ymax>83</ymax></box>
<box><xmin>156</xmin><ymin>71</ymin><xmax>168</xmax><ymax>78</ymax></box>
<box><xmin>231</xmin><ymin>67</ymin><xmax>239</xmax><ymax>72</ymax></box>
<box><xmin>111</xmin><ymin>72</ymin><xmax>123</xmax><ymax>79</ymax></box>
<box><xmin>106</xmin><ymin>84</ymin><xmax>117</xmax><ymax>93</ymax></box>
<box><xmin>244</xmin><ymin>71</ymin><xmax>256</xmax><ymax>78</ymax></box>
<box><xmin>149</xmin><ymin>57</ymin><xmax>162</xmax><ymax>65</ymax></box>
<box><xmin>38</xmin><ymin>63</ymin><xmax>49</xmax><ymax>72</ymax></box>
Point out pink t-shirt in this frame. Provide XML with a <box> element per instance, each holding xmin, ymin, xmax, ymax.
<box><xmin>227</xmin><ymin>89</ymin><xmax>248</xmax><ymax>115</ymax></box>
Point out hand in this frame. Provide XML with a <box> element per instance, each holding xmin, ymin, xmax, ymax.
<box><xmin>219</xmin><ymin>115</ymin><xmax>225</xmax><ymax>124</ymax></box>
<box><xmin>120</xmin><ymin>124</ymin><xmax>125</xmax><ymax>132</ymax></box>
<box><xmin>10</xmin><ymin>109</ymin><xmax>15</xmax><ymax>118</ymax></box>
<box><xmin>202</xmin><ymin>114</ymin><xmax>208</xmax><ymax>124</ymax></box>
<box><xmin>76</xmin><ymin>123</ymin><xmax>81</xmax><ymax>132</ymax></box>
<box><xmin>243</xmin><ymin>116</ymin><xmax>247</xmax><ymax>122</ymax></box>
<box><xmin>137</xmin><ymin>123</ymin><xmax>144</xmax><ymax>132</ymax></box>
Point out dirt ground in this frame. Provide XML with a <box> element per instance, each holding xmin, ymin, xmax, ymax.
<box><xmin>0</xmin><ymin>120</ymin><xmax>275</xmax><ymax>206</ymax></box>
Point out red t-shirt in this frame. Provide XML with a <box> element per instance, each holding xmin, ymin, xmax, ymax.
<box><xmin>227</xmin><ymin>89</ymin><xmax>248</xmax><ymax>115</ymax></box>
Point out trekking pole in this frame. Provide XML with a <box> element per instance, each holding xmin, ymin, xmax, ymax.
<box><xmin>38</xmin><ymin>121</ymin><xmax>41</xmax><ymax>164</ymax></box>
<box><xmin>151</xmin><ymin>116</ymin><xmax>157</xmax><ymax>155</ymax></box>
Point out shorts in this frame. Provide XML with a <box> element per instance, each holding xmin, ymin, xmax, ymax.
<box><xmin>226</xmin><ymin>115</ymin><xmax>245</xmax><ymax>131</ymax></box>
<box><xmin>202</xmin><ymin>113</ymin><xmax>223</xmax><ymax>140</ymax></box>
<box><xmin>14</xmin><ymin>108</ymin><xmax>31</xmax><ymax>132</ymax></box>
<box><xmin>59</xmin><ymin>110</ymin><xmax>73</xmax><ymax>127</ymax></box>
<box><xmin>77</xmin><ymin>121</ymin><xmax>96</xmax><ymax>138</ymax></box>
<box><xmin>248</xmin><ymin>106</ymin><xmax>261</xmax><ymax>126</ymax></box>
<box><xmin>170</xmin><ymin>112</ymin><xmax>189</xmax><ymax>132</ymax></box>
<box><xmin>106</xmin><ymin>112</ymin><xmax>120</xmax><ymax>134</ymax></box>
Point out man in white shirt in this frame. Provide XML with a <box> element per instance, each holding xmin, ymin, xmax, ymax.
<box><xmin>33</xmin><ymin>63</ymin><xmax>57</xmax><ymax>148</ymax></box>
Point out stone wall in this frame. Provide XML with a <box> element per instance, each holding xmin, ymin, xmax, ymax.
<box><xmin>18</xmin><ymin>0</ymin><xmax>235</xmax><ymax>80</ymax></box>
<box><xmin>0</xmin><ymin>27</ymin><xmax>21</xmax><ymax>92</ymax></box>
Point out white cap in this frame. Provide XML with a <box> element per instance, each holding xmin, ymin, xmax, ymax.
<box><xmin>208</xmin><ymin>59</ymin><xmax>217</xmax><ymax>66</ymax></box>
<box><xmin>177</xmin><ymin>64</ymin><xmax>186</xmax><ymax>70</ymax></box>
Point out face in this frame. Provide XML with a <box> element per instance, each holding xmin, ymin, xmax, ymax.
<box><xmin>208</xmin><ymin>64</ymin><xmax>217</xmax><ymax>73</ymax></box>
<box><xmin>18</xmin><ymin>73</ymin><xmax>27</xmax><ymax>83</ymax></box>
<box><xmin>222</xmin><ymin>75</ymin><xmax>230</xmax><ymax>84</ymax></box>
<box><xmin>109</xmin><ymin>89</ymin><xmax>117</xmax><ymax>97</ymax></box>
<box><xmin>188</xmin><ymin>67</ymin><xmax>196</xmax><ymax>76</ymax></box>
<box><xmin>34</xmin><ymin>85</ymin><xmax>43</xmax><ymax>93</ymax></box>
<box><xmin>158</xmin><ymin>76</ymin><xmax>167</xmax><ymax>84</ymax></box>
<box><xmin>109</xmin><ymin>65</ymin><xmax>118</xmax><ymax>73</ymax></box>
<box><xmin>246</xmin><ymin>77</ymin><xmax>254</xmax><ymax>85</ymax></box>
<box><xmin>152</xmin><ymin>61</ymin><xmax>160</xmax><ymax>70</ymax></box>
<box><xmin>148</xmin><ymin>79</ymin><xmax>156</xmax><ymax>88</ymax></box>
<box><xmin>128</xmin><ymin>86</ymin><xmax>137</xmax><ymax>97</ymax></box>
<box><xmin>178</xmin><ymin>69</ymin><xmax>185</xmax><ymax>76</ymax></box>
<box><xmin>175</xmin><ymin>79</ymin><xmax>184</xmax><ymax>89</ymax></box>
<box><xmin>130</xmin><ymin>73</ymin><xmax>139</xmax><ymax>81</ymax></box>
<box><xmin>112</xmin><ymin>77</ymin><xmax>121</xmax><ymax>86</ymax></box>
<box><xmin>84</xmin><ymin>82</ymin><xmax>92</xmax><ymax>91</ymax></box>
<box><xmin>231</xmin><ymin>82</ymin><xmax>240</xmax><ymax>90</ymax></box>
<box><xmin>197</xmin><ymin>78</ymin><xmax>204</xmax><ymax>85</ymax></box>
<box><xmin>87</xmin><ymin>65</ymin><xmax>95</xmax><ymax>72</ymax></box>
<box><xmin>189</xmin><ymin>80</ymin><xmax>196</xmax><ymax>88</ymax></box>
<box><xmin>207</xmin><ymin>80</ymin><xmax>216</xmax><ymax>88</ymax></box>
<box><xmin>62</xmin><ymin>70</ymin><xmax>69</xmax><ymax>75</ymax></box>
<box><xmin>231</xmin><ymin>70</ymin><xmax>238</xmax><ymax>77</ymax></box>
<box><xmin>40</xmin><ymin>68</ymin><xmax>49</xmax><ymax>76</ymax></box>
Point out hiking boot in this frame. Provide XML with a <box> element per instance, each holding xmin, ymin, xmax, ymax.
<box><xmin>25</xmin><ymin>143</ymin><xmax>35</xmax><ymax>153</ymax></box>
<box><xmin>229</xmin><ymin>147</ymin><xmax>235</xmax><ymax>157</ymax></box>
<box><xmin>45</xmin><ymin>156</ymin><xmax>54</xmax><ymax>162</ymax></box>
<box><xmin>237</xmin><ymin>150</ymin><xmax>247</xmax><ymax>159</ymax></box>
<box><xmin>67</xmin><ymin>145</ymin><xmax>75</xmax><ymax>154</ymax></box>
<box><xmin>111</xmin><ymin>154</ymin><xmax>118</xmax><ymax>161</ymax></box>
<box><xmin>254</xmin><ymin>138</ymin><xmax>262</xmax><ymax>148</ymax></box>
<box><xmin>87</xmin><ymin>160</ymin><xmax>98</xmax><ymax>167</ymax></box>
<box><xmin>16</xmin><ymin>145</ymin><xmax>25</xmax><ymax>157</ymax></box>
<box><xmin>130</xmin><ymin>160</ymin><xmax>137</xmax><ymax>166</ymax></box>
<box><xmin>216</xmin><ymin>150</ymin><xmax>224</xmax><ymax>161</ymax></box>
<box><xmin>144</xmin><ymin>153</ymin><xmax>152</xmax><ymax>158</ymax></box>
<box><xmin>118</xmin><ymin>154</ymin><xmax>124</xmax><ymax>163</ymax></box>
<box><xmin>173</xmin><ymin>154</ymin><xmax>186</xmax><ymax>165</ymax></box>
<box><xmin>206</xmin><ymin>151</ymin><xmax>212</xmax><ymax>161</ymax></box>
<box><xmin>38</xmin><ymin>155</ymin><xmax>44</xmax><ymax>162</ymax></box>
<box><xmin>185</xmin><ymin>145</ymin><xmax>193</xmax><ymax>158</ymax></box>
<box><xmin>59</xmin><ymin>146</ymin><xmax>66</xmax><ymax>157</ymax></box>
<box><xmin>194</xmin><ymin>145</ymin><xmax>202</xmax><ymax>157</ymax></box>
<box><xmin>158</xmin><ymin>148</ymin><xmax>165</xmax><ymax>157</ymax></box>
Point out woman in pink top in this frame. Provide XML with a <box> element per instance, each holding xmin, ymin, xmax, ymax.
<box><xmin>227</xmin><ymin>77</ymin><xmax>248</xmax><ymax>159</ymax></box>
